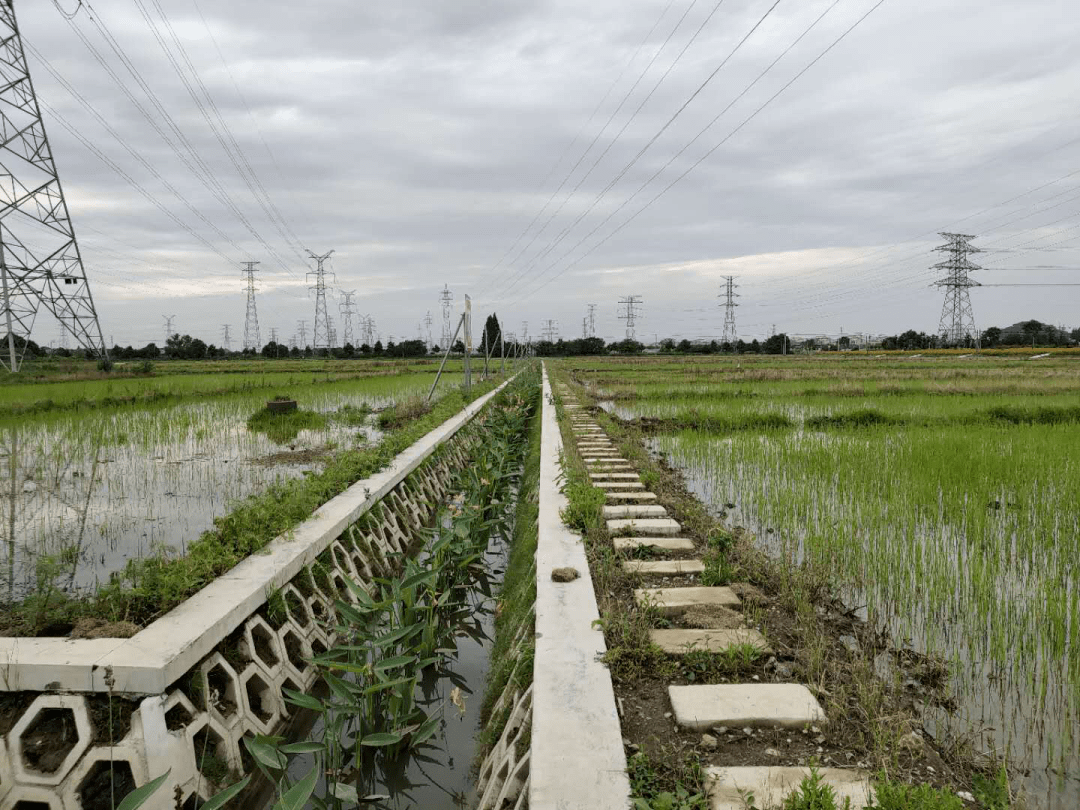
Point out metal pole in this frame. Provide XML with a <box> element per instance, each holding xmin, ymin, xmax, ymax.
<box><xmin>427</xmin><ymin>313</ymin><xmax>465</xmax><ymax>402</ymax></box>
<box><xmin>1</xmin><ymin>250</ymin><xmax>17</xmax><ymax>373</ymax></box>
<box><xmin>500</xmin><ymin>331</ymin><xmax>505</xmax><ymax>375</ymax></box>
<box><xmin>463</xmin><ymin>295</ymin><xmax>472</xmax><ymax>393</ymax></box>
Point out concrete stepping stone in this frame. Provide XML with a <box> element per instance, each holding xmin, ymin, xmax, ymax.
<box><xmin>623</xmin><ymin>559</ymin><xmax>705</xmax><ymax>575</ymax></box>
<box><xmin>605</xmin><ymin>491</ymin><xmax>657</xmax><ymax>501</ymax></box>
<box><xmin>634</xmin><ymin>586</ymin><xmax>739</xmax><ymax>614</ymax></box>
<box><xmin>589</xmin><ymin>472</ymin><xmax>640</xmax><ymax>480</ymax></box>
<box><xmin>706</xmin><ymin>767</ymin><xmax>873</xmax><ymax>810</ymax></box>
<box><xmin>586</xmin><ymin>458</ymin><xmax>629</xmax><ymax>465</ymax></box>
<box><xmin>608</xmin><ymin>517</ymin><xmax>681</xmax><ymax>536</ymax></box>
<box><xmin>613</xmin><ymin>537</ymin><xmax>695</xmax><ymax>553</ymax></box>
<box><xmin>649</xmin><ymin>628</ymin><xmax>768</xmax><ymax>654</ymax></box>
<box><xmin>603</xmin><ymin>504</ymin><xmax>668</xmax><ymax>519</ymax></box>
<box><xmin>668</xmin><ymin>683</ymin><xmax>825</xmax><ymax>730</ymax></box>
<box><xmin>598</xmin><ymin>481</ymin><xmax>645</xmax><ymax>490</ymax></box>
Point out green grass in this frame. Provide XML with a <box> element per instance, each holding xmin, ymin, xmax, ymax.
<box><xmin>245</xmin><ymin>407</ymin><xmax>329</xmax><ymax>444</ymax></box>
<box><xmin>556</xmin><ymin>353</ymin><xmax>1076</xmax><ymax>804</ymax></box>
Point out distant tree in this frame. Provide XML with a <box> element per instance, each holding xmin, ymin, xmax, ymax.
<box><xmin>481</xmin><ymin>313</ymin><xmax>502</xmax><ymax>356</ymax></box>
<box><xmin>289</xmin><ymin>346</ymin><xmax>301</xmax><ymax>358</ymax></box>
<box><xmin>359</xmin><ymin>343</ymin><xmax>372</xmax><ymax>355</ymax></box>
<box><xmin>838</xmin><ymin>335</ymin><xmax>851</xmax><ymax>349</ymax></box>
<box><xmin>676</xmin><ymin>339</ymin><xmax>692</xmax><ymax>353</ymax></box>
<box><xmin>430</xmin><ymin>344</ymin><xmax>440</xmax><ymax>355</ymax></box>
<box><xmin>452</xmin><ymin>340</ymin><xmax>465</xmax><ymax>354</ymax></box>
<box><xmin>981</xmin><ymin>326</ymin><xmax>1002</xmax><ymax>347</ymax></box>
<box><xmin>342</xmin><ymin>342</ymin><xmax>355</xmax><ymax>358</ymax></box>
<box><xmin>762</xmin><ymin>334</ymin><xmax>788</xmax><ymax>354</ymax></box>
<box><xmin>749</xmin><ymin>339</ymin><xmax>761</xmax><ymax>353</ymax></box>
<box><xmin>373</xmin><ymin>340</ymin><xmax>384</xmax><ymax>355</ymax></box>
<box><xmin>659</xmin><ymin>338</ymin><xmax>676</xmax><ymax>353</ymax></box>
<box><xmin>1071</xmin><ymin>328</ymin><xmax>1080</xmax><ymax>344</ymax></box>
<box><xmin>611</xmin><ymin>339</ymin><xmax>644</xmax><ymax>354</ymax></box>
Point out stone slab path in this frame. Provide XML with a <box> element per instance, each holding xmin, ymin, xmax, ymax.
<box><xmin>559</xmin><ymin>389</ymin><xmax>871</xmax><ymax>808</ymax></box>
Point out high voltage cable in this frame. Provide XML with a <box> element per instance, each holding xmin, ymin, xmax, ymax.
<box><xmin>189</xmin><ymin>0</ymin><xmax>315</xmax><ymax>249</ymax></box>
<box><xmin>496</xmin><ymin>0</ymin><xmax>703</xmax><ymax>281</ymax></box>
<box><xmin>472</xmin><ymin>0</ymin><xmax>680</xmax><ymax>290</ymax></box>
<box><xmin>507</xmin><ymin>0</ymin><xmax>890</xmax><ymax>307</ymax></box>
<box><xmin>71</xmin><ymin>2</ymin><xmax>300</xmax><ymax>276</ymax></box>
<box><xmin>142</xmin><ymin>0</ymin><xmax>308</xmax><ymax>259</ymax></box>
<box><xmin>491</xmin><ymin>0</ymin><xmax>727</xmax><ymax>298</ymax></box>
<box><xmin>124</xmin><ymin>0</ymin><xmax>301</xmax><ymax>272</ymax></box>
<box><xmin>493</xmin><ymin>0</ymin><xmax>804</xmax><ymax>303</ymax></box>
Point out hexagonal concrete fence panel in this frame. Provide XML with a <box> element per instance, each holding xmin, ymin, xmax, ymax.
<box><xmin>12</xmin><ymin>694</ymin><xmax>92</xmax><ymax>786</ymax></box>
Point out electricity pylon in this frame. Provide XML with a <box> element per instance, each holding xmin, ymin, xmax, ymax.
<box><xmin>338</xmin><ymin>290</ymin><xmax>357</xmax><ymax>347</ymax></box>
<box><xmin>306</xmin><ymin>250</ymin><xmax>334</xmax><ymax>352</ymax></box>
<box><xmin>424</xmin><ymin>310</ymin><xmax>433</xmax><ymax>350</ymax></box>
<box><xmin>439</xmin><ymin>285</ymin><xmax>453</xmax><ymax>349</ymax></box>
<box><xmin>587</xmin><ymin>303</ymin><xmax>597</xmax><ymax>338</ymax></box>
<box><xmin>720</xmin><ymin>276</ymin><xmax>739</xmax><ymax>346</ymax></box>
<box><xmin>221</xmin><ymin>324</ymin><xmax>232</xmax><ymax>352</ymax></box>
<box><xmin>542</xmin><ymin>319</ymin><xmax>558</xmax><ymax>342</ymax></box>
<box><xmin>162</xmin><ymin>314</ymin><xmax>176</xmax><ymax>346</ymax></box>
<box><xmin>618</xmin><ymin>295</ymin><xmax>642</xmax><ymax>340</ymax></box>
<box><xmin>0</xmin><ymin>2</ymin><xmax>107</xmax><ymax>371</ymax></box>
<box><xmin>296</xmin><ymin>319</ymin><xmax>308</xmax><ymax>349</ymax></box>
<box><xmin>932</xmin><ymin>233</ymin><xmax>981</xmax><ymax>346</ymax></box>
<box><xmin>241</xmin><ymin>261</ymin><xmax>260</xmax><ymax>350</ymax></box>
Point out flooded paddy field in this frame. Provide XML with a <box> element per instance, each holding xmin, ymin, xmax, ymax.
<box><xmin>0</xmin><ymin>362</ymin><xmax>463</xmax><ymax>609</ymax></box>
<box><xmin>562</xmin><ymin>352</ymin><xmax>1080</xmax><ymax>809</ymax></box>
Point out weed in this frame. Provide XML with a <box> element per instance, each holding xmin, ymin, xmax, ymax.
<box><xmin>628</xmin><ymin>750</ymin><xmax>708</xmax><ymax>810</ymax></box>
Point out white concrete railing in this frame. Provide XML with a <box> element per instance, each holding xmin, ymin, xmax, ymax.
<box><xmin>530</xmin><ymin>364</ymin><xmax>630</xmax><ymax>808</ymax></box>
<box><xmin>0</xmin><ymin>378</ymin><xmax>513</xmax><ymax>696</ymax></box>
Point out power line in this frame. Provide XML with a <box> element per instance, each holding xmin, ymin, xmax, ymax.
<box><xmin>505</xmin><ymin>0</ymin><xmax>890</xmax><ymax>307</ymax></box>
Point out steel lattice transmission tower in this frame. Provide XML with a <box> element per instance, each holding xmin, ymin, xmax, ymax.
<box><xmin>932</xmin><ymin>233</ymin><xmax>982</xmax><ymax>346</ymax></box>
<box><xmin>423</xmin><ymin>310</ymin><xmax>433</xmax><ymax>350</ymax></box>
<box><xmin>241</xmin><ymin>261</ymin><xmax>261</xmax><ymax>350</ymax></box>
<box><xmin>618</xmin><ymin>295</ymin><xmax>642</xmax><ymax>340</ymax></box>
<box><xmin>439</xmin><ymin>285</ymin><xmax>453</xmax><ymax>349</ymax></box>
<box><xmin>542</xmin><ymin>319</ymin><xmax>558</xmax><ymax>342</ymax></box>
<box><xmin>221</xmin><ymin>324</ymin><xmax>232</xmax><ymax>352</ymax></box>
<box><xmin>720</xmin><ymin>276</ymin><xmax>739</xmax><ymax>345</ymax></box>
<box><xmin>338</xmin><ymin>290</ymin><xmax>357</xmax><ymax>347</ymax></box>
<box><xmin>587</xmin><ymin>303</ymin><xmax>597</xmax><ymax>338</ymax></box>
<box><xmin>0</xmin><ymin>2</ymin><xmax>107</xmax><ymax>371</ymax></box>
<box><xmin>306</xmin><ymin>250</ymin><xmax>334</xmax><ymax>352</ymax></box>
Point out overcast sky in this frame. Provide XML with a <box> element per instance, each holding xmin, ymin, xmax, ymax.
<box><xmin>16</xmin><ymin>0</ymin><xmax>1080</xmax><ymax>347</ymax></box>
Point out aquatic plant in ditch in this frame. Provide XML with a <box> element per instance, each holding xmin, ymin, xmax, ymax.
<box><xmin>237</xmin><ymin>370</ymin><xmax>539</xmax><ymax>808</ymax></box>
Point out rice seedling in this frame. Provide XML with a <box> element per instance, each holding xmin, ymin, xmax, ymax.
<box><xmin>558</xmin><ymin>353</ymin><xmax>1080</xmax><ymax>808</ymax></box>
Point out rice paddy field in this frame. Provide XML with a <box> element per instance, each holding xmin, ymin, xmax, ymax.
<box><xmin>558</xmin><ymin>352</ymin><xmax>1080</xmax><ymax>809</ymax></box>
<box><xmin>0</xmin><ymin>358</ymin><xmax>465</xmax><ymax>606</ymax></box>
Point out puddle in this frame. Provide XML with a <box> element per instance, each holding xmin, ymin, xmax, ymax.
<box><xmin>0</xmin><ymin>386</ymin><xmax>428</xmax><ymax>605</ymax></box>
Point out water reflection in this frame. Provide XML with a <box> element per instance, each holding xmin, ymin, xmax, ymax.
<box><xmin>0</xmin><ymin>387</ymin><xmax>420</xmax><ymax>608</ymax></box>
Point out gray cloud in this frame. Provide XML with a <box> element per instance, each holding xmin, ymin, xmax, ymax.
<box><xmin>13</xmin><ymin>0</ymin><xmax>1080</xmax><ymax>348</ymax></box>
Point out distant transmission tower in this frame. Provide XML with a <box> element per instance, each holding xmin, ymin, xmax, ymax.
<box><xmin>269</xmin><ymin>327</ymin><xmax>279</xmax><ymax>344</ymax></box>
<box><xmin>932</xmin><ymin>233</ymin><xmax>982</xmax><ymax>345</ymax></box>
<box><xmin>296</xmin><ymin>319</ymin><xmax>308</xmax><ymax>349</ymax></box>
<box><xmin>162</xmin><ymin>314</ymin><xmax>176</xmax><ymax>346</ymax></box>
<box><xmin>221</xmin><ymin>324</ymin><xmax>232</xmax><ymax>352</ymax></box>
<box><xmin>587</xmin><ymin>303</ymin><xmax>597</xmax><ymax>338</ymax></box>
<box><xmin>720</xmin><ymin>276</ymin><xmax>739</xmax><ymax>345</ymax></box>
<box><xmin>338</xmin><ymin>290</ymin><xmax>357</xmax><ymax>347</ymax></box>
<box><xmin>582</xmin><ymin>317</ymin><xmax>588</xmax><ymax>339</ymax></box>
<box><xmin>0</xmin><ymin>2</ymin><xmax>107</xmax><ymax>371</ymax></box>
<box><xmin>306</xmin><ymin>250</ymin><xmax>334</xmax><ymax>351</ymax></box>
<box><xmin>241</xmin><ymin>261</ymin><xmax>261</xmax><ymax>350</ymax></box>
<box><xmin>542</xmin><ymin>319</ymin><xmax>559</xmax><ymax>342</ymax></box>
<box><xmin>424</xmin><ymin>310</ymin><xmax>433</xmax><ymax>349</ymax></box>
<box><xmin>361</xmin><ymin>315</ymin><xmax>375</xmax><ymax>347</ymax></box>
<box><xmin>618</xmin><ymin>295</ymin><xmax>643</xmax><ymax>340</ymax></box>
<box><xmin>439</xmin><ymin>285</ymin><xmax>453</xmax><ymax>348</ymax></box>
